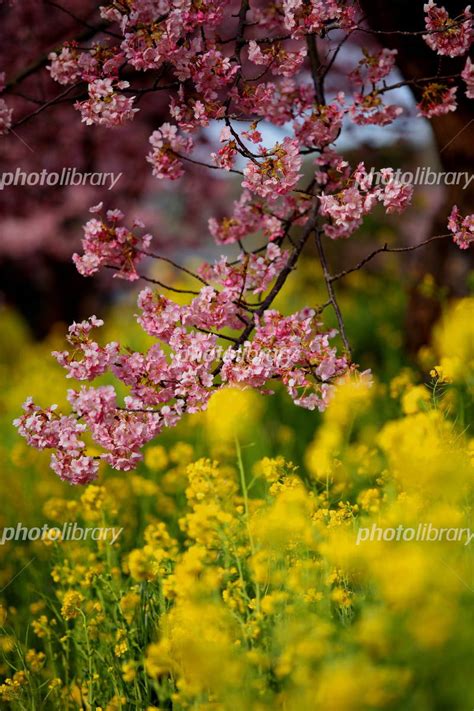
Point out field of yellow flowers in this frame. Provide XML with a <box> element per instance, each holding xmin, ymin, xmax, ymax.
<box><xmin>0</xmin><ymin>271</ymin><xmax>473</xmax><ymax>710</ymax></box>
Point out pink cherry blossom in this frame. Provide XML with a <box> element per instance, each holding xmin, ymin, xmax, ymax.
<box><xmin>221</xmin><ymin>308</ymin><xmax>349</xmax><ymax>410</ymax></box>
<box><xmin>350</xmin><ymin>92</ymin><xmax>403</xmax><ymax>126</ymax></box>
<box><xmin>350</xmin><ymin>49</ymin><xmax>398</xmax><ymax>86</ymax></box>
<box><xmin>14</xmin><ymin>398</ymin><xmax>85</xmax><ymax>452</ymax></box>
<box><xmin>67</xmin><ymin>385</ymin><xmax>117</xmax><ymax>424</ymax></box>
<box><xmin>0</xmin><ymin>71</ymin><xmax>12</xmax><ymax>135</ymax></box>
<box><xmin>14</xmin><ymin>398</ymin><xmax>98</xmax><ymax>485</ymax></box>
<box><xmin>112</xmin><ymin>346</ymin><xmax>173</xmax><ymax>406</ymax></box>
<box><xmin>417</xmin><ymin>84</ymin><xmax>457</xmax><ymax>117</ymax></box>
<box><xmin>295</xmin><ymin>104</ymin><xmax>343</xmax><ymax>148</ymax></box>
<box><xmin>320</xmin><ymin>186</ymin><xmax>377</xmax><ymax>239</ymax></box>
<box><xmin>461</xmin><ymin>57</ymin><xmax>474</xmax><ymax>98</ymax></box>
<box><xmin>48</xmin><ymin>45</ymin><xmax>82</xmax><ymax>85</ymax></box>
<box><xmin>319</xmin><ymin>163</ymin><xmax>413</xmax><ymax>239</ymax></box>
<box><xmin>0</xmin><ymin>98</ymin><xmax>12</xmax><ymax>134</ymax></box>
<box><xmin>185</xmin><ymin>49</ymin><xmax>239</xmax><ymax>101</ymax></box>
<box><xmin>51</xmin><ymin>452</ymin><xmax>99</xmax><ymax>486</ymax></box>
<box><xmin>248</xmin><ymin>40</ymin><xmax>307</xmax><ymax>77</ymax></box>
<box><xmin>377</xmin><ymin>169</ymin><xmax>414</xmax><ymax>214</ymax></box>
<box><xmin>208</xmin><ymin>192</ymin><xmax>285</xmax><ymax>245</ymax></box>
<box><xmin>137</xmin><ymin>289</ymin><xmax>183</xmax><ymax>342</ymax></box>
<box><xmin>75</xmin><ymin>79</ymin><xmax>138</xmax><ymax>127</ymax></box>
<box><xmin>89</xmin><ymin>399</ymin><xmax>162</xmax><ymax>471</ymax></box>
<box><xmin>243</xmin><ymin>244</ymin><xmax>290</xmax><ymax>295</ymax></box>
<box><xmin>147</xmin><ymin>123</ymin><xmax>193</xmax><ymax>180</ymax></box>
<box><xmin>211</xmin><ymin>127</ymin><xmax>238</xmax><ymax>170</ymax></box>
<box><xmin>423</xmin><ymin>1</ymin><xmax>473</xmax><ymax>57</ymax></box>
<box><xmin>170</xmin><ymin>87</ymin><xmax>215</xmax><ymax>130</ymax></box>
<box><xmin>242</xmin><ymin>137</ymin><xmax>302</xmax><ymax>199</ymax></box>
<box><xmin>448</xmin><ymin>206</ymin><xmax>474</xmax><ymax>249</ymax></box>
<box><xmin>121</xmin><ymin>20</ymin><xmax>180</xmax><ymax>71</ymax></box>
<box><xmin>283</xmin><ymin>0</ymin><xmax>358</xmax><ymax>36</ymax></box>
<box><xmin>73</xmin><ymin>205</ymin><xmax>152</xmax><ymax>280</ymax></box>
<box><xmin>52</xmin><ymin>316</ymin><xmax>120</xmax><ymax>380</ymax></box>
<box><xmin>184</xmin><ymin>286</ymin><xmax>242</xmax><ymax>330</ymax></box>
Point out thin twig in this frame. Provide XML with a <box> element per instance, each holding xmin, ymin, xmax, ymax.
<box><xmin>104</xmin><ymin>265</ymin><xmax>201</xmax><ymax>295</ymax></box>
<box><xmin>378</xmin><ymin>74</ymin><xmax>461</xmax><ymax>96</ymax></box>
<box><xmin>175</xmin><ymin>152</ymin><xmax>244</xmax><ymax>176</ymax></box>
<box><xmin>315</xmin><ymin>229</ymin><xmax>351</xmax><ymax>356</ymax></box>
<box><xmin>329</xmin><ymin>234</ymin><xmax>451</xmax><ymax>283</ymax></box>
<box><xmin>44</xmin><ymin>1</ymin><xmax>121</xmax><ymax>39</ymax></box>
<box><xmin>137</xmin><ymin>249</ymin><xmax>209</xmax><ymax>286</ymax></box>
<box><xmin>321</xmin><ymin>27</ymin><xmax>355</xmax><ymax>81</ymax></box>
<box><xmin>11</xmin><ymin>82</ymin><xmax>83</xmax><ymax>129</ymax></box>
<box><xmin>195</xmin><ymin>327</ymin><xmax>239</xmax><ymax>343</ymax></box>
<box><xmin>355</xmin><ymin>16</ymin><xmax>469</xmax><ymax>37</ymax></box>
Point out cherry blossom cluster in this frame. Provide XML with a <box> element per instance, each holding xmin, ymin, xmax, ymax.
<box><xmin>48</xmin><ymin>41</ymin><xmax>124</xmax><ymax>85</ymax></box>
<box><xmin>345</xmin><ymin>49</ymin><xmax>404</xmax><ymax>125</ymax></box>
<box><xmin>349</xmin><ymin>48</ymin><xmax>397</xmax><ymax>86</ymax></box>
<box><xmin>75</xmin><ymin>79</ymin><xmax>138</xmax><ymax>127</ymax></box>
<box><xmin>67</xmin><ymin>386</ymin><xmax>162</xmax><ymax>471</ymax></box>
<box><xmin>13</xmin><ymin>398</ymin><xmax>99</xmax><ymax>485</ymax></box>
<box><xmin>48</xmin><ymin>45</ymin><xmax>83</xmax><ymax>85</ymax></box>
<box><xmin>208</xmin><ymin>191</ymin><xmax>289</xmax><ymax>245</ymax></box>
<box><xmin>147</xmin><ymin>124</ymin><xmax>194</xmax><ymax>180</ymax></box>
<box><xmin>242</xmin><ymin>137</ymin><xmax>302</xmax><ymax>199</ymax></box>
<box><xmin>461</xmin><ymin>58</ymin><xmax>474</xmax><ymax>98</ymax></box>
<box><xmin>350</xmin><ymin>91</ymin><xmax>404</xmax><ymax>126</ymax></box>
<box><xmin>12</xmin><ymin>0</ymin><xmax>474</xmax><ymax>483</ymax></box>
<box><xmin>16</xmin><ymin>271</ymin><xmax>349</xmax><ymax>476</ymax></box>
<box><xmin>197</xmin><ymin>243</ymin><xmax>290</xmax><ymax>297</ymax></box>
<box><xmin>423</xmin><ymin>0</ymin><xmax>473</xmax><ymax>57</ymax></box>
<box><xmin>72</xmin><ymin>204</ymin><xmax>152</xmax><ymax>280</ymax></box>
<box><xmin>417</xmin><ymin>83</ymin><xmax>458</xmax><ymax>118</ymax></box>
<box><xmin>448</xmin><ymin>206</ymin><xmax>474</xmax><ymax>250</ymax></box>
<box><xmin>211</xmin><ymin>126</ymin><xmax>238</xmax><ymax>170</ymax></box>
<box><xmin>220</xmin><ymin>309</ymin><xmax>350</xmax><ymax>410</ymax></box>
<box><xmin>282</xmin><ymin>0</ymin><xmax>358</xmax><ymax>36</ymax></box>
<box><xmin>52</xmin><ymin>316</ymin><xmax>119</xmax><ymax>380</ymax></box>
<box><xmin>319</xmin><ymin>163</ymin><xmax>413</xmax><ymax>239</ymax></box>
<box><xmin>248</xmin><ymin>40</ymin><xmax>307</xmax><ymax>77</ymax></box>
<box><xmin>295</xmin><ymin>104</ymin><xmax>344</xmax><ymax>149</ymax></box>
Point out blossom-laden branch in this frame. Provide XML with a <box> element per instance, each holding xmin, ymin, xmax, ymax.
<box><xmin>10</xmin><ymin>0</ymin><xmax>474</xmax><ymax>484</ymax></box>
